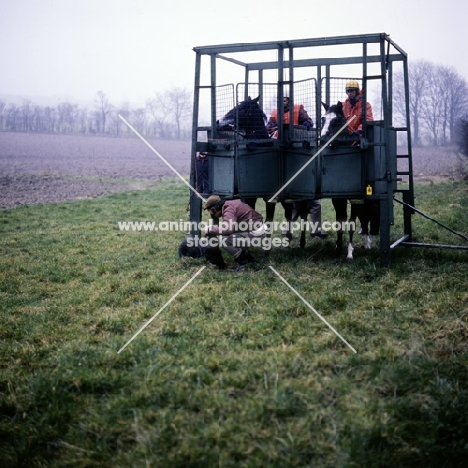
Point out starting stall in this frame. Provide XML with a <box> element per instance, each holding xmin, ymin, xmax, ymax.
<box><xmin>188</xmin><ymin>33</ymin><xmax>415</xmax><ymax>267</ymax></box>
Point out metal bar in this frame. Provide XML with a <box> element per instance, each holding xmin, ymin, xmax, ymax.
<box><xmin>210</xmin><ymin>54</ymin><xmax>217</xmax><ymax>134</ymax></box>
<box><xmin>278</xmin><ymin>45</ymin><xmax>285</xmax><ymax>140</ymax></box>
<box><xmin>401</xmin><ymin>242</ymin><xmax>468</xmax><ymax>250</ymax></box>
<box><xmin>244</xmin><ymin>67</ymin><xmax>249</xmax><ymax>101</ymax></box>
<box><xmin>258</xmin><ymin>69</ymin><xmax>264</xmax><ymax>109</ymax></box>
<box><xmin>189</xmin><ymin>51</ymin><xmax>203</xmax><ymax>236</ymax></box>
<box><xmin>193</xmin><ymin>33</ymin><xmax>388</xmax><ymax>55</ymax></box>
<box><xmin>316</xmin><ymin>66</ymin><xmax>322</xmax><ymax>156</ymax></box>
<box><xmin>288</xmin><ymin>45</ymin><xmax>294</xmax><ymax>138</ymax></box>
<box><xmin>402</xmin><ymin>55</ymin><xmax>414</xmax><ymax>205</ymax></box>
<box><xmin>246</xmin><ymin>54</ymin><xmax>403</xmax><ymax>72</ymax></box>
<box><xmin>379</xmin><ymin>36</ymin><xmax>392</xmax><ymax>267</ymax></box>
<box><xmin>394</xmin><ymin>197</ymin><xmax>468</xmax><ymax>243</ymax></box>
<box><xmin>390</xmin><ymin>234</ymin><xmax>410</xmax><ymax>249</ymax></box>
<box><xmin>384</xmin><ymin>35</ymin><xmax>408</xmax><ymax>57</ymax></box>
<box><xmin>215</xmin><ymin>54</ymin><xmax>247</xmax><ymax>67</ymax></box>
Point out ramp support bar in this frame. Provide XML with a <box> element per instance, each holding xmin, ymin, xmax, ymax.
<box><xmin>401</xmin><ymin>242</ymin><xmax>468</xmax><ymax>251</ymax></box>
<box><xmin>393</xmin><ymin>197</ymin><xmax>468</xmax><ymax>244</ymax></box>
<box><xmin>390</xmin><ymin>234</ymin><xmax>410</xmax><ymax>250</ymax></box>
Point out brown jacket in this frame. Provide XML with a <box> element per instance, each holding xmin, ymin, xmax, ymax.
<box><xmin>208</xmin><ymin>200</ymin><xmax>263</xmax><ymax>235</ymax></box>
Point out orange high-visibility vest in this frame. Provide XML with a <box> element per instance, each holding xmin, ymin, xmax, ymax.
<box><xmin>271</xmin><ymin>104</ymin><xmax>302</xmax><ymax>125</ymax></box>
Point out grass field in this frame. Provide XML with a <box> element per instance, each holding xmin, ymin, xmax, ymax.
<box><xmin>1</xmin><ymin>179</ymin><xmax>467</xmax><ymax>467</ymax></box>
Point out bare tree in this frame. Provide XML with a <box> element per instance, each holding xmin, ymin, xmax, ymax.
<box><xmin>393</xmin><ymin>60</ymin><xmax>468</xmax><ymax>147</ymax></box>
<box><xmin>95</xmin><ymin>91</ymin><xmax>113</xmax><ymax>134</ymax></box>
<box><xmin>76</xmin><ymin>107</ymin><xmax>88</xmax><ymax>134</ymax></box>
<box><xmin>166</xmin><ymin>87</ymin><xmax>192</xmax><ymax>139</ymax></box>
<box><xmin>20</xmin><ymin>100</ymin><xmax>33</xmax><ymax>132</ymax></box>
<box><xmin>421</xmin><ymin>63</ymin><xmax>443</xmax><ymax>145</ymax></box>
<box><xmin>442</xmin><ymin>68</ymin><xmax>468</xmax><ymax>145</ymax></box>
<box><xmin>407</xmin><ymin>60</ymin><xmax>432</xmax><ymax>146</ymax></box>
<box><xmin>43</xmin><ymin>106</ymin><xmax>58</xmax><ymax>132</ymax></box>
<box><xmin>57</xmin><ymin>102</ymin><xmax>78</xmax><ymax>133</ymax></box>
<box><xmin>32</xmin><ymin>104</ymin><xmax>44</xmax><ymax>132</ymax></box>
<box><xmin>113</xmin><ymin>101</ymin><xmax>131</xmax><ymax>136</ymax></box>
<box><xmin>130</xmin><ymin>108</ymin><xmax>147</xmax><ymax>135</ymax></box>
<box><xmin>146</xmin><ymin>95</ymin><xmax>170</xmax><ymax>138</ymax></box>
<box><xmin>6</xmin><ymin>103</ymin><xmax>19</xmax><ymax>131</ymax></box>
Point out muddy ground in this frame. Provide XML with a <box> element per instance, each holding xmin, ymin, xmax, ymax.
<box><xmin>0</xmin><ymin>132</ymin><xmax>463</xmax><ymax>210</ymax></box>
<box><xmin>0</xmin><ymin>132</ymin><xmax>190</xmax><ymax>209</ymax></box>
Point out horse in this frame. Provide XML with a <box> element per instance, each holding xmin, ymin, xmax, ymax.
<box><xmin>217</xmin><ymin>96</ymin><xmax>270</xmax><ymax>140</ymax></box>
<box><xmin>320</xmin><ymin>101</ymin><xmax>348</xmax><ymax>144</ymax></box>
<box><xmin>320</xmin><ymin>101</ymin><xmax>379</xmax><ymax>259</ymax></box>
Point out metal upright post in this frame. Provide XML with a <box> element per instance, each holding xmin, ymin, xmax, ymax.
<box><xmin>189</xmin><ymin>51</ymin><xmax>202</xmax><ymax>236</ymax></box>
<box><xmin>380</xmin><ymin>36</ymin><xmax>392</xmax><ymax>267</ymax></box>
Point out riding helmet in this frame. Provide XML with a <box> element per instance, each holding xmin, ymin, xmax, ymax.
<box><xmin>345</xmin><ymin>79</ymin><xmax>360</xmax><ymax>90</ymax></box>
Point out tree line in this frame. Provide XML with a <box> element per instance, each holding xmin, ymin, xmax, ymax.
<box><xmin>0</xmin><ymin>87</ymin><xmax>193</xmax><ymax>140</ymax></box>
<box><xmin>0</xmin><ymin>60</ymin><xmax>467</xmax><ymax>150</ymax></box>
<box><xmin>393</xmin><ymin>59</ymin><xmax>468</xmax><ymax>148</ymax></box>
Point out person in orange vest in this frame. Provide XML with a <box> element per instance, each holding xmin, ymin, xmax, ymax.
<box><xmin>343</xmin><ymin>80</ymin><xmax>379</xmax><ymax>239</ymax></box>
<box><xmin>342</xmin><ymin>79</ymin><xmax>374</xmax><ymax>136</ymax></box>
<box><xmin>266</xmin><ymin>97</ymin><xmax>314</xmax><ymax>137</ymax></box>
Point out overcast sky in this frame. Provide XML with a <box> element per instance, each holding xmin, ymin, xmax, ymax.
<box><xmin>1</xmin><ymin>0</ymin><xmax>466</xmax><ymax>106</ymax></box>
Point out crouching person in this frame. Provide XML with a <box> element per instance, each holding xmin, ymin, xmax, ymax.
<box><xmin>203</xmin><ymin>195</ymin><xmax>266</xmax><ymax>271</ymax></box>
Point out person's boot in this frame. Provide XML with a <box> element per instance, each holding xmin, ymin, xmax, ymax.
<box><xmin>246</xmin><ymin>251</ymin><xmax>258</xmax><ymax>263</ymax></box>
<box><xmin>232</xmin><ymin>250</ymin><xmax>249</xmax><ymax>272</ymax></box>
<box><xmin>204</xmin><ymin>247</ymin><xmax>227</xmax><ymax>269</ymax></box>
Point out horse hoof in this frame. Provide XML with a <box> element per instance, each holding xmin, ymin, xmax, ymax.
<box><xmin>347</xmin><ymin>243</ymin><xmax>354</xmax><ymax>260</ymax></box>
<box><xmin>365</xmin><ymin>235</ymin><xmax>372</xmax><ymax>249</ymax></box>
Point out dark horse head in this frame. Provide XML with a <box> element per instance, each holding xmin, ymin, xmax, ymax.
<box><xmin>217</xmin><ymin>96</ymin><xmax>269</xmax><ymax>139</ymax></box>
<box><xmin>320</xmin><ymin>101</ymin><xmax>348</xmax><ymax>144</ymax></box>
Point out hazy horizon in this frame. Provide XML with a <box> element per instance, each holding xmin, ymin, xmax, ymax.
<box><xmin>1</xmin><ymin>0</ymin><xmax>467</xmax><ymax>105</ymax></box>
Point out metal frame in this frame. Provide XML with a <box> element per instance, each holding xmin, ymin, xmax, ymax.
<box><xmin>189</xmin><ymin>33</ymin><xmax>416</xmax><ymax>267</ymax></box>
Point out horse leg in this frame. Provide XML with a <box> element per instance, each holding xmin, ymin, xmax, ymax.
<box><xmin>332</xmin><ymin>198</ymin><xmax>347</xmax><ymax>257</ymax></box>
<box><xmin>364</xmin><ymin>200</ymin><xmax>380</xmax><ymax>250</ymax></box>
<box><xmin>347</xmin><ymin>202</ymin><xmax>362</xmax><ymax>260</ymax></box>
<box><xmin>289</xmin><ymin>201</ymin><xmax>307</xmax><ymax>247</ymax></box>
<box><xmin>300</xmin><ymin>214</ymin><xmax>306</xmax><ymax>248</ymax></box>
<box><xmin>347</xmin><ymin>206</ymin><xmax>356</xmax><ymax>260</ymax></box>
<box><xmin>281</xmin><ymin>201</ymin><xmax>293</xmax><ymax>244</ymax></box>
<box><xmin>295</xmin><ymin>201</ymin><xmax>308</xmax><ymax>248</ymax></box>
<box><xmin>264</xmin><ymin>199</ymin><xmax>276</xmax><ymax>224</ymax></box>
<box><xmin>263</xmin><ymin>198</ymin><xmax>276</xmax><ymax>256</ymax></box>
<box><xmin>359</xmin><ymin>202</ymin><xmax>372</xmax><ymax>250</ymax></box>
<box><xmin>243</xmin><ymin>197</ymin><xmax>257</xmax><ymax>209</ymax></box>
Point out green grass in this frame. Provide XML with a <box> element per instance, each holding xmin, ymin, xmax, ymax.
<box><xmin>1</xmin><ymin>180</ymin><xmax>467</xmax><ymax>467</ymax></box>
